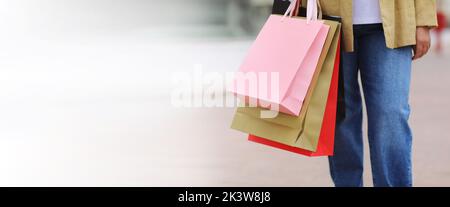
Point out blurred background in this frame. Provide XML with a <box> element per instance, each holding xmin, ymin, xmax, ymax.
<box><xmin>0</xmin><ymin>0</ymin><xmax>448</xmax><ymax>187</ymax></box>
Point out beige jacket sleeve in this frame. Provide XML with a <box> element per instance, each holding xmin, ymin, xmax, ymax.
<box><xmin>415</xmin><ymin>0</ymin><xmax>438</xmax><ymax>27</ymax></box>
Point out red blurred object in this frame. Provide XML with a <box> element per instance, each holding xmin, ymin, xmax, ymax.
<box><xmin>248</xmin><ymin>39</ymin><xmax>341</xmax><ymax>157</ymax></box>
<box><xmin>436</xmin><ymin>12</ymin><xmax>447</xmax><ymax>32</ymax></box>
<box><xmin>435</xmin><ymin>11</ymin><xmax>447</xmax><ymax>53</ymax></box>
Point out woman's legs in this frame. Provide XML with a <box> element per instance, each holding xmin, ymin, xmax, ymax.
<box><xmin>329</xmin><ymin>24</ymin><xmax>413</xmax><ymax>187</ymax></box>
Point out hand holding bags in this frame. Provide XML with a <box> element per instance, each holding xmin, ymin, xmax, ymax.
<box><xmin>229</xmin><ymin>0</ymin><xmax>330</xmax><ymax>116</ymax></box>
<box><xmin>230</xmin><ymin>0</ymin><xmax>342</xmax><ymax>156</ymax></box>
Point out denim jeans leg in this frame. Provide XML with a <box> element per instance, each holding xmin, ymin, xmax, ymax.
<box><xmin>358</xmin><ymin>31</ymin><xmax>413</xmax><ymax>187</ymax></box>
<box><xmin>328</xmin><ymin>41</ymin><xmax>365</xmax><ymax>187</ymax></box>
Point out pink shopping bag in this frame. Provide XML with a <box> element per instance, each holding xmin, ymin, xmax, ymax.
<box><xmin>229</xmin><ymin>0</ymin><xmax>329</xmax><ymax>116</ymax></box>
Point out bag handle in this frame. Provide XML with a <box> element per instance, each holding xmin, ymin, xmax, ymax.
<box><xmin>293</xmin><ymin>0</ymin><xmax>301</xmax><ymax>16</ymax></box>
<box><xmin>282</xmin><ymin>0</ymin><xmax>322</xmax><ymax>23</ymax></box>
<box><xmin>282</xmin><ymin>0</ymin><xmax>300</xmax><ymax>18</ymax></box>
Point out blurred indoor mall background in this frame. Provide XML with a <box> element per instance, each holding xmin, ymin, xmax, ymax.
<box><xmin>0</xmin><ymin>0</ymin><xmax>448</xmax><ymax>186</ymax></box>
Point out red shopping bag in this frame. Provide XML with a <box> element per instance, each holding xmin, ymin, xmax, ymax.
<box><xmin>248</xmin><ymin>39</ymin><xmax>341</xmax><ymax>157</ymax></box>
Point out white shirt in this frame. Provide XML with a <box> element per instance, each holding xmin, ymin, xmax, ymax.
<box><xmin>352</xmin><ymin>0</ymin><xmax>382</xmax><ymax>25</ymax></box>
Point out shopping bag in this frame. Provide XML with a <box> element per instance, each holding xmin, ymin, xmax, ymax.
<box><xmin>231</xmin><ymin>19</ymin><xmax>341</xmax><ymax>152</ymax></box>
<box><xmin>273</xmin><ymin>0</ymin><xmax>347</xmax><ymax>122</ymax></box>
<box><xmin>248</xmin><ymin>38</ymin><xmax>341</xmax><ymax>156</ymax></box>
<box><xmin>229</xmin><ymin>0</ymin><xmax>329</xmax><ymax>116</ymax></box>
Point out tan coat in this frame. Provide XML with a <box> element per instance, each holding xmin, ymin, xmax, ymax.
<box><xmin>302</xmin><ymin>0</ymin><xmax>438</xmax><ymax>52</ymax></box>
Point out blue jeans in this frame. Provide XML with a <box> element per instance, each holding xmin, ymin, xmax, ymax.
<box><xmin>328</xmin><ymin>24</ymin><xmax>413</xmax><ymax>187</ymax></box>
